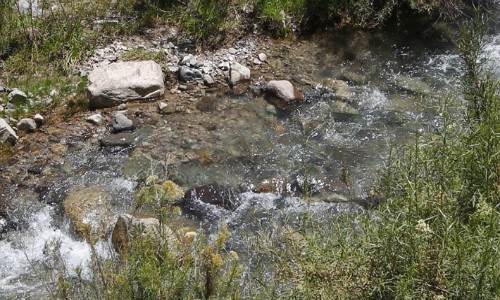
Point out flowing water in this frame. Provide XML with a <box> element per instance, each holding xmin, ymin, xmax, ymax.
<box><xmin>1</xmin><ymin>13</ymin><xmax>499</xmax><ymax>298</ymax></box>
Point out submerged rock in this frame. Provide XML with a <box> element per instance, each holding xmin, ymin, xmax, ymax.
<box><xmin>338</xmin><ymin>71</ymin><xmax>367</xmax><ymax>85</ymax></box>
<box><xmin>322</xmin><ymin>79</ymin><xmax>351</xmax><ymax>100</ymax></box>
<box><xmin>265</xmin><ymin>80</ymin><xmax>304</xmax><ymax>109</ymax></box>
<box><xmin>330</xmin><ymin>101</ymin><xmax>359</xmax><ymax>115</ymax></box>
<box><xmin>99</xmin><ymin>132</ymin><xmax>138</xmax><ymax>148</ymax></box>
<box><xmin>393</xmin><ymin>75</ymin><xmax>432</xmax><ymax>95</ymax></box>
<box><xmin>180</xmin><ymin>184</ymin><xmax>241</xmax><ymax>218</ymax></box>
<box><xmin>196</xmin><ymin>96</ymin><xmax>217</xmax><ymax>112</ymax></box>
<box><xmin>0</xmin><ymin>118</ymin><xmax>18</xmax><ymax>144</ymax></box>
<box><xmin>87</xmin><ymin>60</ymin><xmax>165</xmax><ymax>108</ymax></box>
<box><xmin>63</xmin><ymin>187</ymin><xmax>112</xmax><ymax>240</ymax></box>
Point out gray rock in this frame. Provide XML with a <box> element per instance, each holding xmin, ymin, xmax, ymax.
<box><xmin>17</xmin><ymin>118</ymin><xmax>37</xmax><ymax>132</ymax></box>
<box><xmin>0</xmin><ymin>118</ymin><xmax>18</xmax><ymax>144</ymax></box>
<box><xmin>203</xmin><ymin>74</ymin><xmax>215</xmax><ymax>86</ymax></box>
<box><xmin>228</xmin><ymin>47</ymin><xmax>237</xmax><ymax>54</ymax></box>
<box><xmin>229</xmin><ymin>62</ymin><xmax>251</xmax><ymax>85</ymax></box>
<box><xmin>339</xmin><ymin>72</ymin><xmax>367</xmax><ymax>85</ymax></box>
<box><xmin>99</xmin><ymin>132</ymin><xmax>137</xmax><ymax>148</ymax></box>
<box><xmin>87</xmin><ymin>61</ymin><xmax>165</xmax><ymax>109</ymax></box>
<box><xmin>63</xmin><ymin>187</ymin><xmax>111</xmax><ymax>239</ymax></box>
<box><xmin>181</xmin><ymin>54</ymin><xmax>195</xmax><ymax>65</ymax></box>
<box><xmin>218</xmin><ymin>62</ymin><xmax>230</xmax><ymax>71</ymax></box>
<box><xmin>178</xmin><ymin>66</ymin><xmax>202</xmax><ymax>82</ymax></box>
<box><xmin>265</xmin><ymin>80</ymin><xmax>305</xmax><ymax>109</ymax></box>
<box><xmin>330</xmin><ymin>101</ymin><xmax>359</xmax><ymax>115</ymax></box>
<box><xmin>86</xmin><ymin>113</ymin><xmax>104</xmax><ymax>125</ymax></box>
<box><xmin>323</xmin><ymin>79</ymin><xmax>351</xmax><ymax>100</ymax></box>
<box><xmin>110</xmin><ymin>112</ymin><xmax>135</xmax><ymax>133</ymax></box>
<box><xmin>393</xmin><ymin>75</ymin><xmax>432</xmax><ymax>95</ymax></box>
<box><xmin>34</xmin><ymin>114</ymin><xmax>44</xmax><ymax>127</ymax></box>
<box><xmin>8</xmin><ymin>89</ymin><xmax>28</xmax><ymax>105</ymax></box>
<box><xmin>158</xmin><ymin>101</ymin><xmax>168</xmax><ymax>111</ymax></box>
<box><xmin>0</xmin><ymin>105</ymin><xmax>4</xmax><ymax>113</ymax></box>
<box><xmin>258</xmin><ymin>53</ymin><xmax>267</xmax><ymax>62</ymax></box>
<box><xmin>253</xmin><ymin>58</ymin><xmax>262</xmax><ymax>65</ymax></box>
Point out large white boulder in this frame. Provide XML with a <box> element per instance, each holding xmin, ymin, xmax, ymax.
<box><xmin>87</xmin><ymin>60</ymin><xmax>165</xmax><ymax>109</ymax></box>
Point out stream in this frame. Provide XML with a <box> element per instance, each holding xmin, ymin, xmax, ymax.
<box><xmin>1</xmin><ymin>12</ymin><xmax>499</xmax><ymax>299</ymax></box>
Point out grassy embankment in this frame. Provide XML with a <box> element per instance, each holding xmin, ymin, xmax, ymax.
<box><xmin>0</xmin><ymin>0</ymin><xmax>487</xmax><ymax>119</ymax></box>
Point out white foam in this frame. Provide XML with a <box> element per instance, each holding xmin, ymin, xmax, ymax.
<box><xmin>0</xmin><ymin>206</ymin><xmax>110</xmax><ymax>294</ymax></box>
<box><xmin>359</xmin><ymin>87</ymin><xmax>388</xmax><ymax>110</ymax></box>
<box><xmin>483</xmin><ymin>33</ymin><xmax>500</xmax><ymax>78</ymax></box>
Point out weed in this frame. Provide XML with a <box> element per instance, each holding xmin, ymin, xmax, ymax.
<box><xmin>120</xmin><ymin>48</ymin><xmax>165</xmax><ymax>63</ymax></box>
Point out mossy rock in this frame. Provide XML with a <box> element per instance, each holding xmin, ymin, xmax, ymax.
<box><xmin>63</xmin><ymin>187</ymin><xmax>112</xmax><ymax>241</ymax></box>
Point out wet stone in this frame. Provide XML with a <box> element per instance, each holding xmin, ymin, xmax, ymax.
<box><xmin>99</xmin><ymin>132</ymin><xmax>137</xmax><ymax>148</ymax></box>
<box><xmin>265</xmin><ymin>80</ymin><xmax>304</xmax><ymax>109</ymax></box>
<box><xmin>180</xmin><ymin>184</ymin><xmax>241</xmax><ymax>218</ymax></box>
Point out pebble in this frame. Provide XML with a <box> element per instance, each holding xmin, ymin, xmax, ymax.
<box><xmin>110</xmin><ymin>112</ymin><xmax>135</xmax><ymax>133</ymax></box>
<box><xmin>258</xmin><ymin>53</ymin><xmax>267</xmax><ymax>62</ymax></box>
<box><xmin>87</xmin><ymin>114</ymin><xmax>104</xmax><ymax>125</ymax></box>
<box><xmin>34</xmin><ymin>114</ymin><xmax>44</xmax><ymax>127</ymax></box>
<box><xmin>228</xmin><ymin>47</ymin><xmax>237</xmax><ymax>54</ymax></box>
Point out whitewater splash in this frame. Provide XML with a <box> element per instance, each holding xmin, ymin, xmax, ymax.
<box><xmin>0</xmin><ymin>206</ymin><xmax>110</xmax><ymax>298</ymax></box>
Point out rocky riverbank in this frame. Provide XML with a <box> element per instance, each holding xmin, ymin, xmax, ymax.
<box><xmin>0</xmin><ymin>21</ymin><xmax>461</xmax><ymax>253</ymax></box>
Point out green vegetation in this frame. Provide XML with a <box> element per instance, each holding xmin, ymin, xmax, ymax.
<box><xmin>0</xmin><ymin>0</ymin><xmax>494</xmax><ymax>118</ymax></box>
<box><xmin>1</xmin><ymin>1</ymin><xmax>497</xmax><ymax>299</ymax></box>
<box><xmin>44</xmin><ymin>13</ymin><xmax>498</xmax><ymax>299</ymax></box>
<box><xmin>260</xmin><ymin>13</ymin><xmax>499</xmax><ymax>299</ymax></box>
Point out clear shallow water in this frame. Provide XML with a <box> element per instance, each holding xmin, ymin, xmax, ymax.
<box><xmin>1</xmin><ymin>17</ymin><xmax>500</xmax><ymax>298</ymax></box>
